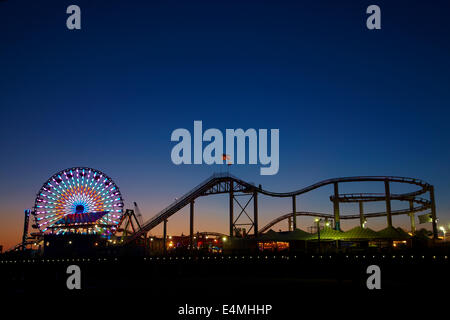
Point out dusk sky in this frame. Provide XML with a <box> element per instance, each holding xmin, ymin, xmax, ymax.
<box><xmin>1</xmin><ymin>0</ymin><xmax>449</xmax><ymax>249</ymax></box>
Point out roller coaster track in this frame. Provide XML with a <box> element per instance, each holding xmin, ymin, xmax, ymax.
<box><xmin>128</xmin><ymin>173</ymin><xmax>436</xmax><ymax>242</ymax></box>
<box><xmin>255</xmin><ymin>176</ymin><xmax>430</xmax><ymax>197</ymax></box>
<box><xmin>331</xmin><ymin>193</ymin><xmax>428</xmax><ymax>203</ymax></box>
<box><xmin>175</xmin><ymin>231</ymin><xmax>227</xmax><ymax>239</ymax></box>
<box><xmin>258</xmin><ymin>205</ymin><xmax>430</xmax><ymax>234</ymax></box>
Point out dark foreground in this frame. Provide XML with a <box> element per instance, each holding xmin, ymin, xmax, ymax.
<box><xmin>1</xmin><ymin>251</ymin><xmax>448</xmax><ymax>316</ymax></box>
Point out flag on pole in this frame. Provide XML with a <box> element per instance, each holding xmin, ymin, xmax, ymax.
<box><xmin>222</xmin><ymin>154</ymin><xmax>232</xmax><ymax>165</ymax></box>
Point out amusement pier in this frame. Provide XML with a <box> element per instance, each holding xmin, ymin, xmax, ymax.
<box><xmin>1</xmin><ymin>167</ymin><xmax>448</xmax><ymax>294</ymax></box>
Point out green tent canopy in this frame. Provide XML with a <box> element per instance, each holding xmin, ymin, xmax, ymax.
<box><xmin>341</xmin><ymin>226</ymin><xmax>380</xmax><ymax>240</ymax></box>
<box><xmin>376</xmin><ymin>226</ymin><xmax>410</xmax><ymax>240</ymax></box>
<box><xmin>395</xmin><ymin>227</ymin><xmax>412</xmax><ymax>239</ymax></box>
<box><xmin>258</xmin><ymin>229</ymin><xmax>284</xmax><ymax>241</ymax></box>
<box><xmin>277</xmin><ymin>229</ymin><xmax>311</xmax><ymax>241</ymax></box>
<box><xmin>259</xmin><ymin>226</ymin><xmax>411</xmax><ymax>242</ymax></box>
<box><xmin>307</xmin><ymin>227</ymin><xmax>344</xmax><ymax>241</ymax></box>
<box><xmin>259</xmin><ymin>229</ymin><xmax>311</xmax><ymax>241</ymax></box>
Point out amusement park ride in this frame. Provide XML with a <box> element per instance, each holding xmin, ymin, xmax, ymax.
<box><xmin>17</xmin><ymin>167</ymin><xmax>439</xmax><ymax>253</ymax></box>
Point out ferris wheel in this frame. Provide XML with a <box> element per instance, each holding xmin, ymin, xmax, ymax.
<box><xmin>33</xmin><ymin>167</ymin><xmax>124</xmax><ymax>235</ymax></box>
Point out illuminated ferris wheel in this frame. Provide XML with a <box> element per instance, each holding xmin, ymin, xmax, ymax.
<box><xmin>33</xmin><ymin>167</ymin><xmax>124</xmax><ymax>235</ymax></box>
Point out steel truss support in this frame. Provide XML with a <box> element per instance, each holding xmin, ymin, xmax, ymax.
<box><xmin>385</xmin><ymin>180</ymin><xmax>392</xmax><ymax>227</ymax></box>
<box><xmin>203</xmin><ymin>179</ymin><xmax>248</xmax><ymax>196</ymax></box>
<box><xmin>118</xmin><ymin>209</ymin><xmax>142</xmax><ymax>240</ymax></box>
<box><xmin>292</xmin><ymin>195</ymin><xmax>297</xmax><ymax>230</ymax></box>
<box><xmin>190</xmin><ymin>201</ymin><xmax>194</xmax><ymax>250</ymax></box>
<box><xmin>22</xmin><ymin>209</ymin><xmax>31</xmax><ymax>250</ymax></box>
<box><xmin>231</xmin><ymin>190</ymin><xmax>258</xmax><ymax>237</ymax></box>
<box><xmin>229</xmin><ymin>181</ymin><xmax>234</xmax><ymax>237</ymax></box>
<box><xmin>163</xmin><ymin>219</ymin><xmax>167</xmax><ymax>254</ymax></box>
<box><xmin>429</xmin><ymin>186</ymin><xmax>438</xmax><ymax>239</ymax></box>
<box><xmin>359</xmin><ymin>201</ymin><xmax>365</xmax><ymax>228</ymax></box>
<box><xmin>409</xmin><ymin>200</ymin><xmax>416</xmax><ymax>234</ymax></box>
<box><xmin>333</xmin><ymin>182</ymin><xmax>340</xmax><ymax>230</ymax></box>
<box><xmin>253</xmin><ymin>190</ymin><xmax>258</xmax><ymax>237</ymax></box>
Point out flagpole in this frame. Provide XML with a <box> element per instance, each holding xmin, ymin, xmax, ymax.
<box><xmin>222</xmin><ymin>154</ymin><xmax>232</xmax><ymax>176</ymax></box>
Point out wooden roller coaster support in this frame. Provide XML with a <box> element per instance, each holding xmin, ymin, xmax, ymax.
<box><xmin>385</xmin><ymin>180</ymin><xmax>392</xmax><ymax>227</ymax></box>
<box><xmin>333</xmin><ymin>182</ymin><xmax>340</xmax><ymax>230</ymax></box>
<box><xmin>409</xmin><ymin>200</ymin><xmax>416</xmax><ymax>234</ymax></box>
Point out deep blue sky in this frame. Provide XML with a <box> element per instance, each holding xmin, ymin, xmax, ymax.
<box><xmin>1</xmin><ymin>0</ymin><xmax>449</xmax><ymax>247</ymax></box>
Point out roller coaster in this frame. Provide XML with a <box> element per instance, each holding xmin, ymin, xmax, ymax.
<box><xmin>14</xmin><ymin>170</ymin><xmax>438</xmax><ymax>253</ymax></box>
<box><xmin>127</xmin><ymin>173</ymin><xmax>438</xmax><ymax>245</ymax></box>
<box><xmin>3</xmin><ymin>169</ymin><xmax>446</xmax><ymax>298</ymax></box>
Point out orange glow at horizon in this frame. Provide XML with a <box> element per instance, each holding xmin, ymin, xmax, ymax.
<box><xmin>0</xmin><ymin>200</ymin><xmax>431</xmax><ymax>251</ymax></box>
